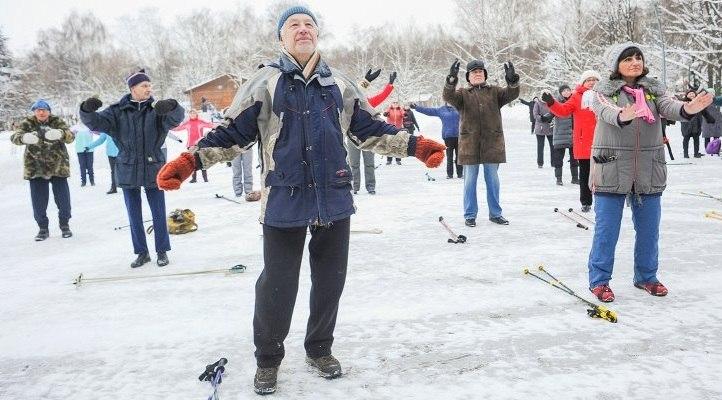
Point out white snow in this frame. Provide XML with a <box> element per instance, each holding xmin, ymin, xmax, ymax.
<box><xmin>1</xmin><ymin>107</ymin><xmax>721</xmax><ymax>400</ymax></box>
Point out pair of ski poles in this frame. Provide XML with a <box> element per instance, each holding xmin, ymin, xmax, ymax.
<box><xmin>524</xmin><ymin>265</ymin><xmax>617</xmax><ymax>323</ymax></box>
<box><xmin>554</xmin><ymin>208</ymin><xmax>594</xmax><ymax>230</ymax></box>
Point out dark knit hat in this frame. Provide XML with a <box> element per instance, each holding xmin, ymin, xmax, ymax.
<box><xmin>558</xmin><ymin>84</ymin><xmax>571</xmax><ymax>95</ymax></box>
<box><xmin>465</xmin><ymin>59</ymin><xmax>487</xmax><ymax>82</ymax></box>
<box><xmin>126</xmin><ymin>69</ymin><xmax>151</xmax><ymax>88</ymax></box>
<box><xmin>30</xmin><ymin>99</ymin><xmax>51</xmax><ymax>112</ymax></box>
<box><xmin>277</xmin><ymin>6</ymin><xmax>318</xmax><ymax>40</ymax></box>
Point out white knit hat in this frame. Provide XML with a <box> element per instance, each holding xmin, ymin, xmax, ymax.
<box><xmin>579</xmin><ymin>70</ymin><xmax>601</xmax><ymax>84</ymax></box>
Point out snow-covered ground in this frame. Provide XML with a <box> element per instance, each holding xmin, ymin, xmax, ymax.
<box><xmin>1</xmin><ymin>106</ymin><xmax>721</xmax><ymax>400</ymax></box>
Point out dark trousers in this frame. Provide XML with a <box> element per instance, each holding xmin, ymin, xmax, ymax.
<box><xmin>122</xmin><ymin>187</ymin><xmax>170</xmax><ymax>254</ymax></box>
<box><xmin>530</xmin><ymin>120</ymin><xmax>536</xmax><ymax>134</ymax></box>
<box><xmin>191</xmin><ymin>170</ymin><xmax>208</xmax><ymax>182</ymax></box>
<box><xmin>29</xmin><ymin>177</ymin><xmax>71</xmax><ymax>229</ymax></box>
<box><xmin>536</xmin><ymin>135</ymin><xmax>553</xmax><ymax>166</ymax></box>
<box><xmin>108</xmin><ymin>156</ymin><xmax>117</xmax><ymax>190</ymax></box>
<box><xmin>386</xmin><ymin>156</ymin><xmax>401</xmax><ymax>163</ymax></box>
<box><xmin>444</xmin><ymin>137</ymin><xmax>463</xmax><ymax>178</ymax></box>
<box><xmin>77</xmin><ymin>152</ymin><xmax>94</xmax><ymax>185</ymax></box>
<box><xmin>254</xmin><ymin>217</ymin><xmax>350</xmax><ymax>368</ymax></box>
<box><xmin>551</xmin><ymin>146</ymin><xmax>579</xmax><ymax>179</ymax></box>
<box><xmin>682</xmin><ymin>135</ymin><xmax>700</xmax><ymax>157</ymax></box>
<box><xmin>578</xmin><ymin>159</ymin><xmax>592</xmax><ymax>206</ymax></box>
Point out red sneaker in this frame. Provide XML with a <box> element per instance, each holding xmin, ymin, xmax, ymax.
<box><xmin>590</xmin><ymin>285</ymin><xmax>615</xmax><ymax>302</ymax></box>
<box><xmin>634</xmin><ymin>282</ymin><xmax>668</xmax><ymax>297</ymax></box>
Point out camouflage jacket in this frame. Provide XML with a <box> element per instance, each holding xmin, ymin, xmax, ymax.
<box><xmin>10</xmin><ymin>116</ymin><xmax>74</xmax><ymax>180</ymax></box>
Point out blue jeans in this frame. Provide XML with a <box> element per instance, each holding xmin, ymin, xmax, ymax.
<box><xmin>463</xmin><ymin>164</ymin><xmax>502</xmax><ymax>220</ymax></box>
<box><xmin>122</xmin><ymin>187</ymin><xmax>170</xmax><ymax>254</ymax></box>
<box><xmin>587</xmin><ymin>193</ymin><xmax>661</xmax><ymax>288</ymax></box>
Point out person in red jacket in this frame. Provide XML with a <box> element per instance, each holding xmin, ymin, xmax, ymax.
<box><xmin>171</xmin><ymin>109</ymin><xmax>215</xmax><ymax>182</ymax></box>
<box><xmin>543</xmin><ymin>70</ymin><xmax>601</xmax><ymax>212</ymax></box>
<box><xmin>360</xmin><ymin>69</ymin><xmax>396</xmax><ymax>108</ymax></box>
<box><xmin>383</xmin><ymin>102</ymin><xmax>405</xmax><ymax>165</ymax></box>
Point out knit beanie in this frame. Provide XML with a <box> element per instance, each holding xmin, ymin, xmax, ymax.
<box><xmin>277</xmin><ymin>6</ymin><xmax>318</xmax><ymax>40</ymax></box>
<box><xmin>30</xmin><ymin>99</ymin><xmax>51</xmax><ymax>112</ymax></box>
<box><xmin>579</xmin><ymin>70</ymin><xmax>601</xmax><ymax>84</ymax></box>
<box><xmin>126</xmin><ymin>69</ymin><xmax>151</xmax><ymax>88</ymax></box>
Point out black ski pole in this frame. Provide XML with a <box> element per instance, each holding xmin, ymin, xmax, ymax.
<box><xmin>114</xmin><ymin>219</ymin><xmax>152</xmax><ymax>230</ymax></box>
<box><xmin>699</xmin><ymin>191</ymin><xmax>722</xmax><ymax>203</ymax></box>
<box><xmin>199</xmin><ymin>358</ymin><xmax>228</xmax><ymax>400</ymax></box>
<box><xmin>425</xmin><ymin>172</ymin><xmax>436</xmax><ymax>181</ymax></box>
<box><xmin>554</xmin><ymin>208</ymin><xmax>588</xmax><ymax>230</ymax></box>
<box><xmin>567</xmin><ymin>208</ymin><xmax>595</xmax><ymax>225</ymax></box>
<box><xmin>214</xmin><ymin>193</ymin><xmax>243</xmax><ymax>205</ymax></box>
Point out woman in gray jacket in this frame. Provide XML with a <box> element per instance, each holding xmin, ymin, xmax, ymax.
<box><xmin>586</xmin><ymin>42</ymin><xmax>713</xmax><ymax>303</ymax></box>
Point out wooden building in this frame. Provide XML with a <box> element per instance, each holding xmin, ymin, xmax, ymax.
<box><xmin>183</xmin><ymin>74</ymin><xmax>245</xmax><ymax>111</ymax></box>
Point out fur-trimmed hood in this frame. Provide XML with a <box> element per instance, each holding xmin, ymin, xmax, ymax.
<box><xmin>594</xmin><ymin>75</ymin><xmax>667</xmax><ymax>97</ymax></box>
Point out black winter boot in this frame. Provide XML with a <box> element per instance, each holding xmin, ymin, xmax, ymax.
<box><xmin>35</xmin><ymin>228</ymin><xmax>49</xmax><ymax>241</ymax></box>
<box><xmin>306</xmin><ymin>355</ymin><xmax>343</xmax><ymax>379</ymax></box>
<box><xmin>157</xmin><ymin>252</ymin><xmax>169</xmax><ymax>267</ymax></box>
<box><xmin>131</xmin><ymin>252</ymin><xmax>151</xmax><ymax>268</ymax></box>
<box><xmin>60</xmin><ymin>225</ymin><xmax>73</xmax><ymax>238</ymax></box>
<box><xmin>254</xmin><ymin>367</ymin><xmax>278</xmax><ymax>395</ymax></box>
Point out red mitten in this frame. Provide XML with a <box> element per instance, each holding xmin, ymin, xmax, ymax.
<box><xmin>157</xmin><ymin>152</ymin><xmax>196</xmax><ymax>190</ymax></box>
<box><xmin>414</xmin><ymin>135</ymin><xmax>446</xmax><ymax>168</ymax></box>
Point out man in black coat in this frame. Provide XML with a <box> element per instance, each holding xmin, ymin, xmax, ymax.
<box><xmin>79</xmin><ymin>69</ymin><xmax>185</xmax><ymax>267</ymax></box>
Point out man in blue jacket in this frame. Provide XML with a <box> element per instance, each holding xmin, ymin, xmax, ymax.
<box><xmin>79</xmin><ymin>69</ymin><xmax>184</xmax><ymax>268</ymax></box>
<box><xmin>157</xmin><ymin>6</ymin><xmax>445</xmax><ymax>395</ymax></box>
<box><xmin>411</xmin><ymin>102</ymin><xmax>462</xmax><ymax>178</ymax></box>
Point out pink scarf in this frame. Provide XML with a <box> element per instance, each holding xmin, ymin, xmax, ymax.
<box><xmin>621</xmin><ymin>86</ymin><xmax>655</xmax><ymax>124</ymax></box>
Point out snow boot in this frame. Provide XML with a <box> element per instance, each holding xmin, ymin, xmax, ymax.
<box><xmin>245</xmin><ymin>191</ymin><xmax>261</xmax><ymax>202</ymax></box>
<box><xmin>489</xmin><ymin>216</ymin><xmax>509</xmax><ymax>225</ymax></box>
<box><xmin>581</xmin><ymin>205</ymin><xmax>592</xmax><ymax>213</ymax></box>
<box><xmin>591</xmin><ymin>284</ymin><xmax>615</xmax><ymax>302</ymax></box>
<box><xmin>556</xmin><ymin>177</ymin><xmax>563</xmax><ymax>186</ymax></box>
<box><xmin>131</xmin><ymin>252</ymin><xmax>151</xmax><ymax>268</ymax></box>
<box><xmin>253</xmin><ymin>367</ymin><xmax>278</xmax><ymax>395</ymax></box>
<box><xmin>465</xmin><ymin>218</ymin><xmax>476</xmax><ymax>227</ymax></box>
<box><xmin>60</xmin><ymin>225</ymin><xmax>73</xmax><ymax>238</ymax></box>
<box><xmin>157</xmin><ymin>252</ymin><xmax>169</xmax><ymax>267</ymax></box>
<box><xmin>306</xmin><ymin>355</ymin><xmax>343</xmax><ymax>379</ymax></box>
<box><xmin>634</xmin><ymin>282</ymin><xmax>668</xmax><ymax>297</ymax></box>
<box><xmin>34</xmin><ymin>228</ymin><xmax>49</xmax><ymax>241</ymax></box>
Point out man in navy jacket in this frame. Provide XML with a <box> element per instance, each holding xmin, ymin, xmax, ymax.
<box><xmin>157</xmin><ymin>6</ymin><xmax>445</xmax><ymax>395</ymax></box>
<box><xmin>80</xmin><ymin>70</ymin><xmax>184</xmax><ymax>268</ymax></box>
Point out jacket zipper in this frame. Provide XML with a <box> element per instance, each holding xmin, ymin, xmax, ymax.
<box><xmin>300</xmin><ymin>77</ymin><xmax>322</xmax><ymax>225</ymax></box>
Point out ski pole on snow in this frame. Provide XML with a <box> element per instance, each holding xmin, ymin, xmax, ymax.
<box><xmin>114</xmin><ymin>220</ymin><xmax>152</xmax><ymax>230</ymax></box>
<box><xmin>554</xmin><ymin>208</ymin><xmax>588</xmax><ymax>230</ymax></box>
<box><xmin>567</xmin><ymin>208</ymin><xmax>595</xmax><ymax>225</ymax></box>
<box><xmin>215</xmin><ymin>193</ymin><xmax>243</xmax><ymax>204</ymax></box>
<box><xmin>439</xmin><ymin>216</ymin><xmax>467</xmax><ymax>243</ymax></box>
<box><xmin>425</xmin><ymin>172</ymin><xmax>436</xmax><ymax>181</ymax></box>
<box><xmin>524</xmin><ymin>265</ymin><xmax>617</xmax><ymax>323</ymax></box>
<box><xmin>73</xmin><ymin>265</ymin><xmax>247</xmax><ymax>286</ymax></box>
<box><xmin>199</xmin><ymin>358</ymin><xmax>228</xmax><ymax>400</ymax></box>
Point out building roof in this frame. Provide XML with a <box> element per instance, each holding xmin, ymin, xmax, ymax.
<box><xmin>183</xmin><ymin>74</ymin><xmax>241</xmax><ymax>94</ymax></box>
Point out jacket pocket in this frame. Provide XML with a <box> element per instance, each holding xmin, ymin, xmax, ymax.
<box><xmin>591</xmin><ymin>159</ymin><xmax>619</xmax><ymax>189</ymax></box>
<box><xmin>116</xmin><ymin>161</ymin><xmax>136</xmax><ymax>186</ymax></box>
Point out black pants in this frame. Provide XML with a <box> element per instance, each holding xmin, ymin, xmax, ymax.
<box><xmin>77</xmin><ymin>152</ymin><xmax>94</xmax><ymax>185</ymax></box>
<box><xmin>191</xmin><ymin>169</ymin><xmax>208</xmax><ymax>182</ymax></box>
<box><xmin>530</xmin><ymin>120</ymin><xmax>536</xmax><ymax>134</ymax></box>
<box><xmin>536</xmin><ymin>135</ymin><xmax>553</xmax><ymax>166</ymax></box>
<box><xmin>551</xmin><ymin>146</ymin><xmax>579</xmax><ymax>179</ymax></box>
<box><xmin>682</xmin><ymin>135</ymin><xmax>700</xmax><ymax>157</ymax></box>
<box><xmin>108</xmin><ymin>156</ymin><xmax>117</xmax><ymax>190</ymax></box>
<box><xmin>578</xmin><ymin>159</ymin><xmax>592</xmax><ymax>206</ymax></box>
<box><xmin>254</xmin><ymin>218</ymin><xmax>350</xmax><ymax>368</ymax></box>
<box><xmin>29</xmin><ymin>177</ymin><xmax>71</xmax><ymax>229</ymax></box>
<box><xmin>122</xmin><ymin>187</ymin><xmax>170</xmax><ymax>254</ymax></box>
<box><xmin>444</xmin><ymin>137</ymin><xmax>462</xmax><ymax>178</ymax></box>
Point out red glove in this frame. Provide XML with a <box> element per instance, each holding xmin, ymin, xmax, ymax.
<box><xmin>157</xmin><ymin>152</ymin><xmax>196</xmax><ymax>190</ymax></box>
<box><xmin>414</xmin><ymin>136</ymin><xmax>446</xmax><ymax>168</ymax></box>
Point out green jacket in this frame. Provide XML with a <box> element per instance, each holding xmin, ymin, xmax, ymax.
<box><xmin>10</xmin><ymin>115</ymin><xmax>74</xmax><ymax>180</ymax></box>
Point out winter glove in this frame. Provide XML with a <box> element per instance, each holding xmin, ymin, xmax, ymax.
<box><xmin>153</xmin><ymin>99</ymin><xmax>178</xmax><ymax>116</ymax></box>
<box><xmin>541</xmin><ymin>92</ymin><xmax>555</xmax><ymax>106</ymax></box>
<box><xmin>44</xmin><ymin>129</ymin><xmax>63</xmax><ymax>141</ymax></box>
<box><xmin>447</xmin><ymin>59</ymin><xmax>460</xmax><ymax>85</ymax></box>
<box><xmin>389</xmin><ymin>71</ymin><xmax>397</xmax><ymax>85</ymax></box>
<box><xmin>81</xmin><ymin>97</ymin><xmax>103</xmax><ymax>113</ymax></box>
<box><xmin>541</xmin><ymin>113</ymin><xmax>554</xmax><ymax>123</ymax></box>
<box><xmin>365</xmin><ymin>68</ymin><xmax>381</xmax><ymax>83</ymax></box>
<box><xmin>21</xmin><ymin>132</ymin><xmax>39</xmax><ymax>145</ymax></box>
<box><xmin>413</xmin><ymin>136</ymin><xmax>446</xmax><ymax>168</ymax></box>
<box><xmin>503</xmin><ymin>61</ymin><xmax>519</xmax><ymax>85</ymax></box>
<box><xmin>157</xmin><ymin>152</ymin><xmax>197</xmax><ymax>190</ymax></box>
<box><xmin>409</xmin><ymin>103</ymin><xmax>417</xmax><ymax>109</ymax></box>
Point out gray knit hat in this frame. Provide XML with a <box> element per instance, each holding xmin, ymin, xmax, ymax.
<box><xmin>277</xmin><ymin>6</ymin><xmax>318</xmax><ymax>40</ymax></box>
<box><xmin>605</xmin><ymin>41</ymin><xmax>645</xmax><ymax>73</ymax></box>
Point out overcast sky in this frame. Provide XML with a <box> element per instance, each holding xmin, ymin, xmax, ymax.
<box><xmin>0</xmin><ymin>0</ymin><xmax>457</xmax><ymax>55</ymax></box>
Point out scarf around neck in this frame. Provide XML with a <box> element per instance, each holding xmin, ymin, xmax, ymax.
<box><xmin>281</xmin><ymin>48</ymin><xmax>321</xmax><ymax>81</ymax></box>
<box><xmin>621</xmin><ymin>85</ymin><xmax>655</xmax><ymax>124</ymax></box>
